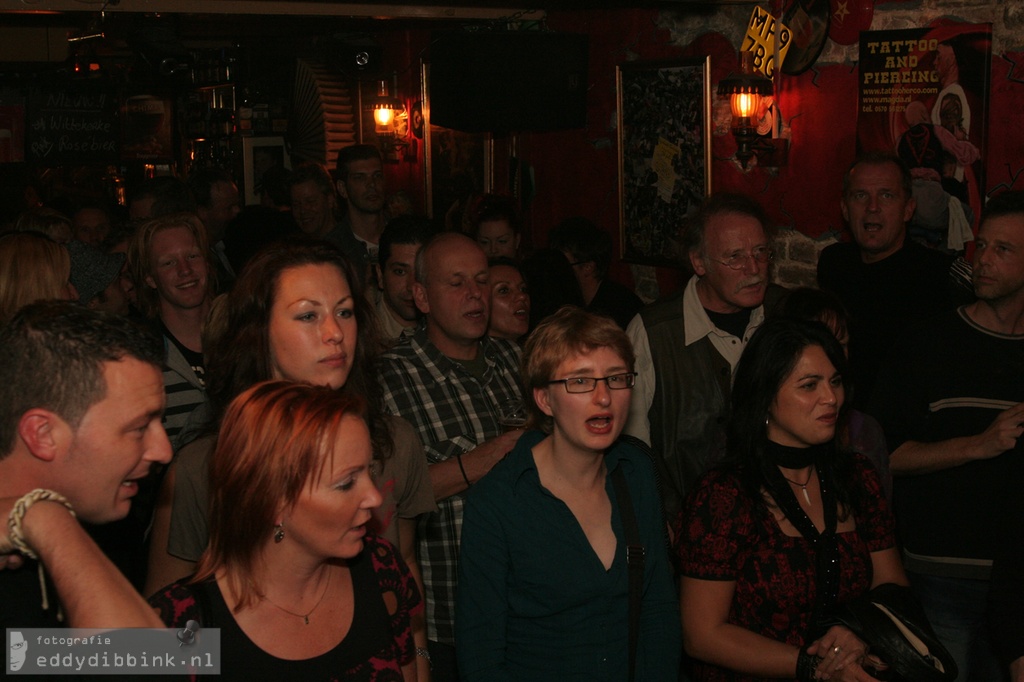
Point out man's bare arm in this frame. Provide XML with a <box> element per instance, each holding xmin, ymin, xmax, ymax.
<box><xmin>428</xmin><ymin>430</ymin><xmax>523</xmax><ymax>501</ymax></box>
<box><xmin>5</xmin><ymin>499</ymin><xmax>164</xmax><ymax>628</ymax></box>
<box><xmin>891</xmin><ymin>402</ymin><xmax>1024</xmax><ymax>475</ymax></box>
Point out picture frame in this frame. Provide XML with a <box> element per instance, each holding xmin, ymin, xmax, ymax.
<box><xmin>421</xmin><ymin>62</ymin><xmax>492</xmax><ymax>227</ymax></box>
<box><xmin>241</xmin><ymin>136</ymin><xmax>291</xmax><ymax>206</ymax></box>
<box><xmin>617</xmin><ymin>57</ymin><xmax>712</xmax><ymax>268</ymax></box>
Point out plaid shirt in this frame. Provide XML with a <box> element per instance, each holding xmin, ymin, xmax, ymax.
<box><xmin>378</xmin><ymin>329</ymin><xmax>522</xmax><ymax>645</ymax></box>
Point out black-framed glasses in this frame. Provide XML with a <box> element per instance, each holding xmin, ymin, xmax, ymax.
<box><xmin>547</xmin><ymin>372</ymin><xmax>637</xmax><ymax>394</ymax></box>
<box><xmin>708</xmin><ymin>246</ymin><xmax>774</xmax><ymax>270</ymax></box>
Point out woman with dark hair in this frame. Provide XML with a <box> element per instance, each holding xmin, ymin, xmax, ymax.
<box><xmin>678</xmin><ymin>317</ymin><xmax>907</xmax><ymax>682</ymax></box>
<box><xmin>457</xmin><ymin>306</ymin><xmax>680</xmax><ymax>680</ymax></box>
<box><xmin>150</xmin><ymin>381</ymin><xmax>420</xmax><ymax>680</ymax></box>
<box><xmin>470</xmin><ymin>193</ymin><xmax>521</xmax><ymax>260</ymax></box>
<box><xmin>779</xmin><ymin>287</ymin><xmax>892</xmax><ymax>500</ymax></box>
<box><xmin>487</xmin><ymin>256</ymin><xmax>530</xmax><ymax>344</ymax></box>
<box><xmin>145</xmin><ymin>240</ymin><xmax>435</xmax><ymax>680</ymax></box>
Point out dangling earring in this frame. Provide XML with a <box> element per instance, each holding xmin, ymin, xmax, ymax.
<box><xmin>274</xmin><ymin>523</ymin><xmax>285</xmax><ymax>543</ymax></box>
<box><xmin>765</xmin><ymin>414</ymin><xmax>770</xmax><ymax>430</ymax></box>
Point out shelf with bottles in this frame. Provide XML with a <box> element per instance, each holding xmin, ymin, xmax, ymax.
<box><xmin>236</xmin><ymin>86</ymin><xmax>288</xmax><ymax>137</ymax></box>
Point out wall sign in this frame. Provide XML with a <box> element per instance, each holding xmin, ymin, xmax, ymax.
<box><xmin>857</xmin><ymin>23</ymin><xmax>992</xmax><ymax>246</ymax></box>
<box><xmin>27</xmin><ymin>87</ymin><xmax>118</xmax><ymax>166</ymax></box>
<box><xmin>744</xmin><ymin>6</ymin><xmax>792</xmax><ymax>79</ymax></box>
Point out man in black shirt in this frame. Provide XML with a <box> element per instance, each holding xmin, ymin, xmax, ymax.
<box><xmin>0</xmin><ymin>302</ymin><xmax>171</xmax><ymax>629</ymax></box>
<box><xmin>818</xmin><ymin>151</ymin><xmax>967</xmax><ymax>409</ymax></box>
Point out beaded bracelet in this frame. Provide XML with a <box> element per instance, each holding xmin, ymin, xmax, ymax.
<box><xmin>456</xmin><ymin>453</ymin><xmax>472</xmax><ymax>488</ymax></box>
<box><xmin>7</xmin><ymin>489</ymin><xmax>76</xmax><ymax>620</ymax></box>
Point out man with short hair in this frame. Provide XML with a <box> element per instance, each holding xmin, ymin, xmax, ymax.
<box><xmin>331</xmin><ymin>144</ymin><xmax>388</xmax><ymax>287</ymax></box>
<box><xmin>128</xmin><ymin>176</ymin><xmax>195</xmax><ymax>223</ymax></box>
<box><xmin>0</xmin><ymin>301</ymin><xmax>172</xmax><ymax>628</ymax></box>
<box><xmin>72</xmin><ymin>202</ymin><xmax>113</xmax><ymax>247</ymax></box>
<box><xmin>288</xmin><ymin>162</ymin><xmax>338</xmax><ymax>239</ymax></box>
<box><xmin>550</xmin><ymin>216</ymin><xmax>643</xmax><ymax>329</ymax></box>
<box><xmin>818</xmin><ymin>151</ymin><xmax>966</xmax><ymax>408</ymax></box>
<box><xmin>624</xmin><ymin>193</ymin><xmax>776</xmax><ymax>518</ymax></box>
<box><xmin>127</xmin><ymin>214</ymin><xmax>213</xmax><ymax>451</ymax></box>
<box><xmin>378</xmin><ymin>232</ymin><xmax>523</xmax><ymax>679</ymax></box>
<box><xmin>871</xmin><ymin>190</ymin><xmax>1024</xmax><ymax>681</ymax></box>
<box><xmin>375</xmin><ymin>215</ymin><xmax>435</xmax><ymax>344</ymax></box>
<box><xmin>188</xmin><ymin>167</ymin><xmax>241</xmax><ymax>283</ymax></box>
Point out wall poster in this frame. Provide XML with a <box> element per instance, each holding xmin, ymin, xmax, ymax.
<box><xmin>857</xmin><ymin>23</ymin><xmax>991</xmax><ymax>248</ymax></box>
<box><xmin>617</xmin><ymin>57</ymin><xmax>711</xmax><ymax>268</ymax></box>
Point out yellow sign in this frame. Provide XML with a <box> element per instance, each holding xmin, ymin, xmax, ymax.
<box><xmin>743</xmin><ymin>6</ymin><xmax>792</xmax><ymax>79</ymax></box>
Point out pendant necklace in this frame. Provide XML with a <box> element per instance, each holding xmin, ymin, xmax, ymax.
<box><xmin>261</xmin><ymin>569</ymin><xmax>332</xmax><ymax>625</ymax></box>
<box><xmin>782</xmin><ymin>466</ymin><xmax>815</xmax><ymax>505</ymax></box>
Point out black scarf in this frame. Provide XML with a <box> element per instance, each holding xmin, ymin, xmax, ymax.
<box><xmin>763</xmin><ymin>439</ymin><xmax>839</xmax><ymax>640</ymax></box>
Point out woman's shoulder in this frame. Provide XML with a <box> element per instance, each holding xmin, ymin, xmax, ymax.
<box><xmin>611</xmin><ymin>435</ymin><xmax>660</xmax><ymax>476</ymax></box>
<box><xmin>175</xmin><ymin>433</ymin><xmax>216</xmax><ymax>475</ymax></box>
<box><xmin>679</xmin><ymin>466</ymin><xmax>754</xmax><ymax>524</ymax></box>
<box><xmin>691</xmin><ymin>465</ymin><xmax>745</xmax><ymax>497</ymax></box>
<box><xmin>148</xmin><ymin>577</ymin><xmax>208</xmax><ymax>627</ymax></box>
<box><xmin>845</xmin><ymin>451</ymin><xmax>888</xmax><ymax>504</ymax></box>
<box><xmin>381</xmin><ymin>412</ymin><xmax>416</xmax><ymax>441</ymax></box>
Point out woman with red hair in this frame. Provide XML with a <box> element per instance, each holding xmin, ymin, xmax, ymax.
<box><xmin>150</xmin><ymin>381</ymin><xmax>420</xmax><ymax>680</ymax></box>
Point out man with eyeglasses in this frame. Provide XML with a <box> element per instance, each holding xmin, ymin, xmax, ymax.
<box><xmin>624</xmin><ymin>193</ymin><xmax>778</xmax><ymax>519</ymax></box>
<box><xmin>818</xmin><ymin>151</ymin><xmax>968</xmax><ymax>409</ymax></box>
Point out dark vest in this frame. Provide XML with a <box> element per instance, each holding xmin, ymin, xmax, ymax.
<box><xmin>640</xmin><ymin>290</ymin><xmax>731</xmax><ymax>519</ymax></box>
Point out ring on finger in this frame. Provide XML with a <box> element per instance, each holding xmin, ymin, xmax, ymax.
<box><xmin>832</xmin><ymin>645</ymin><xmax>842</xmax><ymax>656</ymax></box>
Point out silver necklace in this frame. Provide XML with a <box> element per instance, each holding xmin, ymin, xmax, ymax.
<box><xmin>782</xmin><ymin>466</ymin><xmax>815</xmax><ymax>505</ymax></box>
<box><xmin>261</xmin><ymin>570</ymin><xmax>332</xmax><ymax>625</ymax></box>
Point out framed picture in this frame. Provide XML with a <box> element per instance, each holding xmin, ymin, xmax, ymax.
<box><xmin>617</xmin><ymin>57</ymin><xmax>711</xmax><ymax>268</ymax></box>
<box><xmin>421</xmin><ymin>62</ymin><xmax>492</xmax><ymax>228</ymax></box>
<box><xmin>242</xmin><ymin>136</ymin><xmax>291</xmax><ymax>206</ymax></box>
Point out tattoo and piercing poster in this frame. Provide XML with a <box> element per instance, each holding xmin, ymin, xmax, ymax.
<box><xmin>857</xmin><ymin>24</ymin><xmax>992</xmax><ymax>235</ymax></box>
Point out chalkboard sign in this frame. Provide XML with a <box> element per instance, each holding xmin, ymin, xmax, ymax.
<box><xmin>28</xmin><ymin>87</ymin><xmax>118</xmax><ymax>166</ymax></box>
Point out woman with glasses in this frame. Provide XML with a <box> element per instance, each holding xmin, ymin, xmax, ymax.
<box><xmin>456</xmin><ymin>306</ymin><xmax>680</xmax><ymax>681</ymax></box>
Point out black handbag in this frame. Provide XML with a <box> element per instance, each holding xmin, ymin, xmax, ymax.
<box><xmin>830</xmin><ymin>583</ymin><xmax>958</xmax><ymax>682</ymax></box>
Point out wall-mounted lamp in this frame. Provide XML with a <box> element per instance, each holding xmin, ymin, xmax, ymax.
<box><xmin>368</xmin><ymin>77</ymin><xmax>409</xmax><ymax>153</ymax></box>
<box><xmin>717</xmin><ymin>51</ymin><xmax>788</xmax><ymax>170</ymax></box>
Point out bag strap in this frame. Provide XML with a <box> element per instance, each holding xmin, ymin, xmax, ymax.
<box><xmin>611</xmin><ymin>464</ymin><xmax>644</xmax><ymax>682</ymax></box>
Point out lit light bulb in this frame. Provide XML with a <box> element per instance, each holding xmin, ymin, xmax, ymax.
<box><xmin>374</xmin><ymin>107</ymin><xmax>395</xmax><ymax>127</ymax></box>
<box><xmin>731</xmin><ymin>92</ymin><xmax>760</xmax><ymax>120</ymax></box>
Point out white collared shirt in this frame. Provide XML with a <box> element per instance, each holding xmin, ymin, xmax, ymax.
<box><xmin>623</xmin><ymin>275</ymin><xmax>765</xmax><ymax>444</ymax></box>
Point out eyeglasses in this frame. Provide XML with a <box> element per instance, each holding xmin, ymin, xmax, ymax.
<box><xmin>547</xmin><ymin>372</ymin><xmax>637</xmax><ymax>393</ymax></box>
<box><xmin>708</xmin><ymin>246</ymin><xmax>773</xmax><ymax>270</ymax></box>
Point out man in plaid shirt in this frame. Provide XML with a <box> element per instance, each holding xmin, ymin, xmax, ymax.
<box><xmin>378</xmin><ymin>232</ymin><xmax>523</xmax><ymax>680</ymax></box>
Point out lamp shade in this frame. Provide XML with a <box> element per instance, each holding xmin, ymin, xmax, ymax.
<box><xmin>370</xmin><ymin>79</ymin><xmax>403</xmax><ymax>131</ymax></box>
<box><xmin>717</xmin><ymin>51</ymin><xmax>773</xmax><ymax>123</ymax></box>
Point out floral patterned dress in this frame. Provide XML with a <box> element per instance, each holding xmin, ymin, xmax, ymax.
<box><xmin>677</xmin><ymin>455</ymin><xmax>896</xmax><ymax>682</ymax></box>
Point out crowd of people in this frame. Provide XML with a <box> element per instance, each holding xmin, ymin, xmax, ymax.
<box><xmin>1</xmin><ymin>145</ymin><xmax>1023</xmax><ymax>682</ymax></box>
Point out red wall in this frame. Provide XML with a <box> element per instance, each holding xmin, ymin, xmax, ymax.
<box><xmin>382</xmin><ymin>10</ymin><xmax>1024</xmax><ymax>299</ymax></box>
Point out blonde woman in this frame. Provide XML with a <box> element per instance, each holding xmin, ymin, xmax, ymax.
<box><xmin>0</xmin><ymin>232</ymin><xmax>76</xmax><ymax>326</ymax></box>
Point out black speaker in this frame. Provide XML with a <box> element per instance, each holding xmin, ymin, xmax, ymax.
<box><xmin>428</xmin><ymin>31</ymin><xmax>589</xmax><ymax>133</ymax></box>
